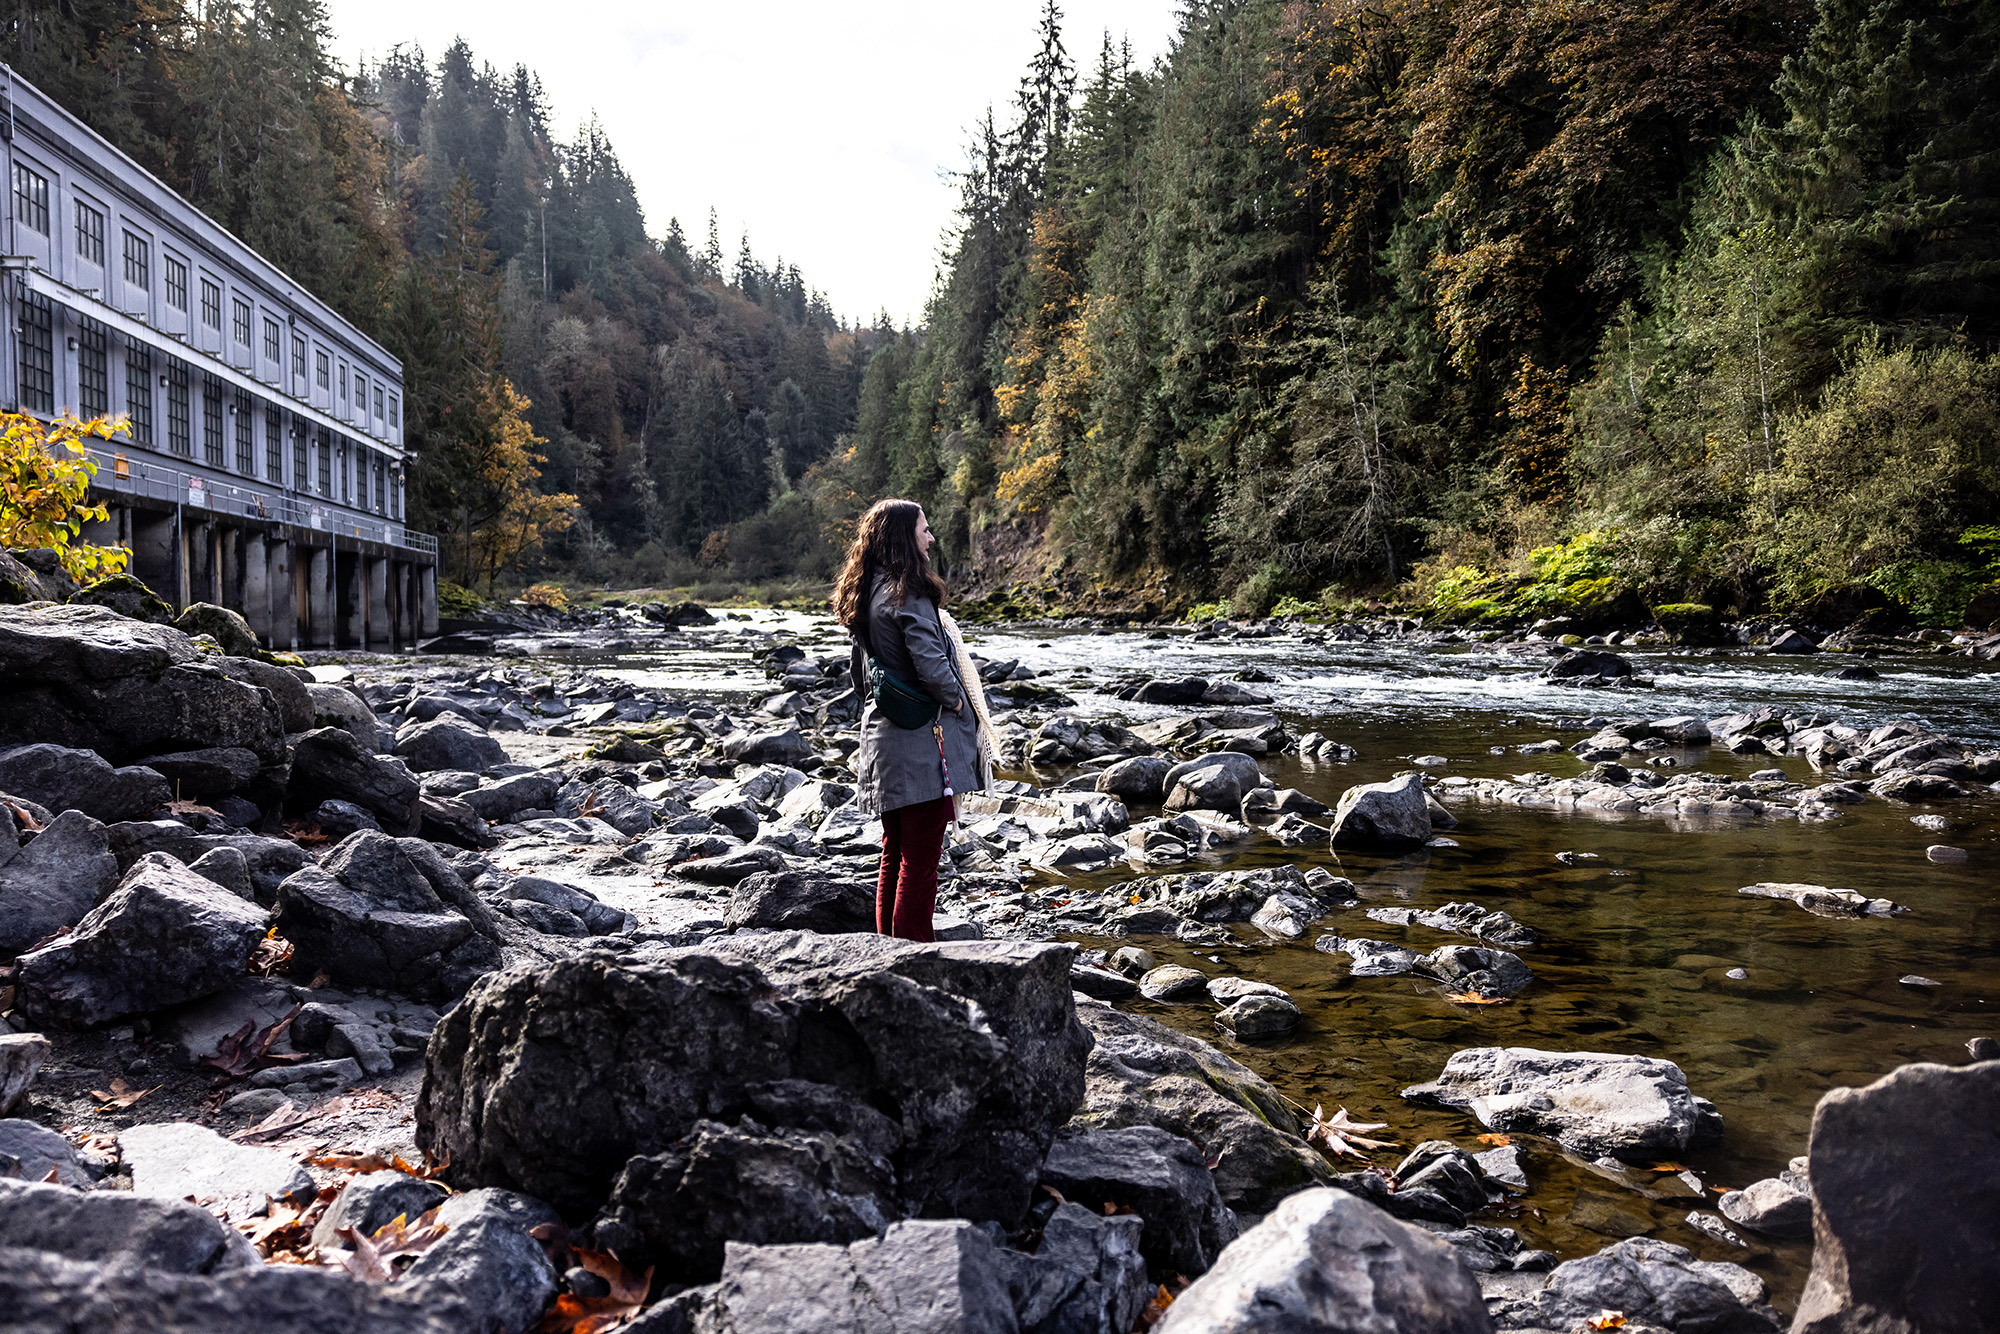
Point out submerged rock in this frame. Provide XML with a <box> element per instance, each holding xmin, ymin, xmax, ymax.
<box><xmin>1489</xmin><ymin>1236</ymin><xmax>1779</xmax><ymax>1333</ymax></box>
<box><xmin>1403</xmin><ymin>1047</ymin><xmax>1722</xmax><ymax>1162</ymax></box>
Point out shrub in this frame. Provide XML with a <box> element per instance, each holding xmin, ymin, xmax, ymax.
<box><xmin>437</xmin><ymin>581</ymin><xmax>485</xmax><ymax>617</ymax></box>
<box><xmin>1</xmin><ymin>414</ymin><xmax>128</xmax><ymax>581</ymax></box>
<box><xmin>520</xmin><ymin>583</ymin><xmax>569</xmax><ymax>610</ymax></box>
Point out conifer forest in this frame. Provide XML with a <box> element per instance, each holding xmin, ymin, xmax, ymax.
<box><xmin>12</xmin><ymin>0</ymin><xmax>1997</xmax><ymax>628</ymax></box>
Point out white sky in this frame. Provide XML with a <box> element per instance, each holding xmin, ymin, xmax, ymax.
<box><xmin>322</xmin><ymin>1</ymin><xmax>1183</xmax><ymax>328</ymax></box>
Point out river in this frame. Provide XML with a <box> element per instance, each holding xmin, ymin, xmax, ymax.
<box><xmin>586</xmin><ymin>610</ymin><xmax>1999</xmax><ymax>1303</ymax></box>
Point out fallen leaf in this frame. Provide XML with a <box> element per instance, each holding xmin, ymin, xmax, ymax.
<box><xmin>1139</xmin><ymin>1284</ymin><xmax>1176</xmax><ymax>1327</ymax></box>
<box><xmin>1588</xmin><ymin>1312</ymin><xmax>1628</xmax><ymax>1330</ymax></box>
<box><xmin>1442</xmin><ymin>991</ymin><xmax>1511</xmax><ymax>1005</ymax></box>
<box><xmin>89</xmin><ymin>1077</ymin><xmax>160</xmax><ymax>1109</ymax></box>
<box><xmin>1128</xmin><ymin>894</ymin><xmax>1141</xmax><ymax>904</ymax></box>
<box><xmin>1476</xmin><ymin>1133</ymin><xmax>1514</xmax><ymax>1146</ymax></box>
<box><xmin>1102</xmin><ymin>1201</ymin><xmax>1139</xmax><ymax>1217</ymax></box>
<box><xmin>1039</xmin><ymin>1184</ymin><xmax>1069</xmax><ymax>1205</ymax></box>
<box><xmin>249</xmin><ymin>932</ymin><xmax>295</xmax><ymax>978</ymax></box>
<box><xmin>1304</xmin><ymin>1104</ymin><xmax>1397</xmax><ymax>1159</ymax></box>
<box><xmin>339</xmin><ymin>1208</ymin><xmax>451</xmax><ymax>1282</ymax></box>
<box><xmin>312</xmin><ymin>1152</ymin><xmax>396</xmax><ymax>1174</ymax></box>
<box><xmin>1711</xmin><ymin>1185</ymin><xmax>1734</xmax><ymax>1195</ymax></box>
<box><xmin>284</xmin><ymin>821</ymin><xmax>331</xmax><ymax>847</ymax></box>
<box><xmin>166</xmin><ymin>798</ymin><xmax>222</xmax><ymax>818</ymax></box>
<box><xmin>1649</xmin><ymin>1162</ymin><xmax>1689</xmax><ymax>1173</ymax></box>
<box><xmin>535</xmin><ymin>1246</ymin><xmax>653</xmax><ymax>1332</ymax></box>
<box><xmin>202</xmin><ymin>1004</ymin><xmax>310</xmax><ymax>1079</ymax></box>
<box><xmin>39</xmin><ymin>1166</ymin><xmax>59</xmax><ymax>1183</ymax></box>
<box><xmin>5</xmin><ymin>800</ymin><xmax>45</xmax><ymax>832</ymax></box>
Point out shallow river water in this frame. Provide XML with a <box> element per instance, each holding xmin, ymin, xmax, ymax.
<box><xmin>592</xmin><ymin>612</ymin><xmax>2000</xmax><ymax>1305</ymax></box>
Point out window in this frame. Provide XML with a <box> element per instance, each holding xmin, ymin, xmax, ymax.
<box><xmin>353</xmin><ymin>373</ymin><xmax>366</xmax><ymax>421</ymax></box>
<box><xmin>78</xmin><ymin>319</ymin><xmax>109</xmax><ymax>418</ymax></box>
<box><xmin>292</xmin><ymin>333</ymin><xmax>306</xmax><ymax>381</ymax></box>
<box><xmin>316</xmin><ymin>431</ymin><xmax>331</xmax><ymax>495</ymax></box>
<box><xmin>293</xmin><ymin>420</ymin><xmax>308</xmax><ymax>491</ymax></box>
<box><xmin>263</xmin><ymin>318</ymin><xmax>280</xmax><ymax>364</ymax></box>
<box><xmin>374</xmin><ymin>458</ymin><xmax>387</xmax><ymax>513</ymax></box>
<box><xmin>266</xmin><ymin>406</ymin><xmax>283</xmax><ymax>482</ymax></box>
<box><xmin>74</xmin><ymin>201</ymin><xmax>105</xmax><ymax>266</ymax></box>
<box><xmin>165</xmin><ymin>256</ymin><xmax>188</xmax><ymax>311</ymax></box>
<box><xmin>338</xmin><ymin>363</ymin><xmax>348</xmax><ymax>404</ymax></box>
<box><xmin>315</xmin><ymin>349</ymin><xmax>329</xmax><ymax>390</ymax></box>
<box><xmin>355</xmin><ymin>447</ymin><xmax>369</xmax><ymax>509</ymax></box>
<box><xmin>16</xmin><ymin>292</ymin><xmax>54</xmax><ymax>414</ymax></box>
<box><xmin>200</xmin><ymin>278</ymin><xmax>222</xmax><ymax>330</ymax></box>
<box><xmin>166</xmin><ymin>359</ymin><xmax>191</xmax><ymax>457</ymax></box>
<box><xmin>338</xmin><ymin>441</ymin><xmax>350</xmax><ymax>503</ymax></box>
<box><xmin>124</xmin><ymin>346</ymin><xmax>154</xmax><ymax>445</ymax></box>
<box><xmin>202</xmin><ymin>375</ymin><xmax>224</xmax><ymax>467</ymax></box>
<box><xmin>123</xmin><ymin>232</ymin><xmax>150</xmax><ymax>291</ymax></box>
<box><xmin>374</xmin><ymin>385</ymin><xmax>385</xmax><ymax>422</ymax></box>
<box><xmin>387</xmin><ymin>393</ymin><xmax>399</xmax><ymax>434</ymax></box>
<box><xmin>232</xmin><ymin>297</ymin><xmax>251</xmax><ymax>347</ymax></box>
<box><xmin>235</xmin><ymin>390</ymin><xmax>254</xmax><ymax>473</ymax></box>
<box><xmin>12</xmin><ymin>164</ymin><xmax>48</xmax><ymax>236</ymax></box>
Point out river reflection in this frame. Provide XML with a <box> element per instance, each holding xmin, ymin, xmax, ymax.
<box><xmin>592</xmin><ymin>613</ymin><xmax>1999</xmax><ymax>1306</ymax></box>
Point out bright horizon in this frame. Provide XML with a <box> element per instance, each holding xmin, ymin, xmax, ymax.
<box><xmin>322</xmin><ymin>1</ymin><xmax>1182</xmax><ymax>329</ymax></box>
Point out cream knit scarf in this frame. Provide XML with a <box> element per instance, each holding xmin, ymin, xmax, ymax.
<box><xmin>938</xmin><ymin>607</ymin><xmax>1001</xmax><ymax>788</ymax></box>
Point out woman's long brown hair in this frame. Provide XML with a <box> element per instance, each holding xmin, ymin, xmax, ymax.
<box><xmin>831</xmin><ymin>499</ymin><xmax>948</xmax><ymax>629</ymax></box>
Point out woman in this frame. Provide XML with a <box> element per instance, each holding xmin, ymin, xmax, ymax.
<box><xmin>832</xmin><ymin>499</ymin><xmax>993</xmax><ymax>941</ymax></box>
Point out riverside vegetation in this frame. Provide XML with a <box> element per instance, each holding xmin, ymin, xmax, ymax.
<box><xmin>0</xmin><ymin>569</ymin><xmax>1994</xmax><ymax>1333</ymax></box>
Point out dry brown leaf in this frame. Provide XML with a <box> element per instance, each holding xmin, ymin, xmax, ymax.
<box><xmin>89</xmin><ymin>1077</ymin><xmax>159</xmax><ymax>1109</ymax></box>
<box><xmin>284</xmin><ymin>821</ymin><xmax>331</xmax><ymax>847</ymax></box>
<box><xmin>249</xmin><ymin>932</ymin><xmax>295</xmax><ymax>978</ymax></box>
<box><xmin>1138</xmin><ymin>1277</ymin><xmax>1190</xmax><ymax>1328</ymax></box>
<box><xmin>202</xmin><ymin>1004</ymin><xmax>309</xmax><ymax>1079</ymax></box>
<box><xmin>1442</xmin><ymin>991</ymin><xmax>1511</xmax><ymax>1006</ymax></box>
<box><xmin>233</xmin><ymin>1097</ymin><xmax>354</xmax><ymax>1143</ymax></box>
<box><xmin>5</xmin><ymin>800</ymin><xmax>45</xmax><ymax>832</ymax></box>
<box><xmin>1588</xmin><ymin>1312</ymin><xmax>1628</xmax><ymax>1330</ymax></box>
<box><xmin>535</xmin><ymin>1247</ymin><xmax>653</xmax><ymax>1332</ymax></box>
<box><xmin>312</xmin><ymin>1152</ymin><xmax>396</xmax><ymax>1174</ymax></box>
<box><xmin>1305</xmin><ymin>1104</ymin><xmax>1397</xmax><ymax>1159</ymax></box>
<box><xmin>1649</xmin><ymin>1162</ymin><xmax>1689</xmax><ymax>1173</ymax></box>
<box><xmin>1476</xmin><ymin>1133</ymin><xmax>1514</xmax><ymax>1146</ymax></box>
<box><xmin>338</xmin><ymin>1208</ymin><xmax>451</xmax><ymax>1282</ymax></box>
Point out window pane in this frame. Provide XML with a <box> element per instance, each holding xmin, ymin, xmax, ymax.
<box><xmin>167</xmin><ymin>360</ymin><xmax>191</xmax><ymax>457</ymax></box>
<box><xmin>232</xmin><ymin>298</ymin><xmax>251</xmax><ymax>346</ymax></box>
<box><xmin>292</xmin><ymin>334</ymin><xmax>306</xmax><ymax>379</ymax></box>
<box><xmin>74</xmin><ymin>202</ymin><xmax>104</xmax><ymax>265</ymax></box>
<box><xmin>200</xmin><ymin>278</ymin><xmax>221</xmax><ymax>330</ymax></box>
<box><xmin>16</xmin><ymin>292</ymin><xmax>54</xmax><ymax>414</ymax></box>
<box><xmin>202</xmin><ymin>375</ymin><xmax>224</xmax><ymax>466</ymax></box>
<box><xmin>166</xmin><ymin>257</ymin><xmax>188</xmax><ymax>311</ymax></box>
<box><xmin>124</xmin><ymin>346</ymin><xmax>154</xmax><ymax>445</ymax></box>
<box><xmin>263</xmin><ymin>318</ymin><xmax>280</xmax><ymax>363</ymax></box>
<box><xmin>78</xmin><ymin>319</ymin><xmax>109</xmax><ymax>418</ymax></box>
<box><xmin>12</xmin><ymin>164</ymin><xmax>48</xmax><ymax>235</ymax></box>
<box><xmin>123</xmin><ymin>232</ymin><xmax>150</xmax><ymax>289</ymax></box>
<box><xmin>235</xmin><ymin>390</ymin><xmax>254</xmax><ymax>473</ymax></box>
<box><xmin>266</xmin><ymin>406</ymin><xmax>284</xmax><ymax>483</ymax></box>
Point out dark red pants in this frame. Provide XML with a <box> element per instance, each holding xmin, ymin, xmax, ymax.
<box><xmin>877</xmin><ymin>795</ymin><xmax>953</xmax><ymax>942</ymax></box>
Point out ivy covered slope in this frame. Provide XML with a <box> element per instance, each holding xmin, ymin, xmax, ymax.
<box><xmin>795</xmin><ymin>0</ymin><xmax>2000</xmax><ymax>629</ymax></box>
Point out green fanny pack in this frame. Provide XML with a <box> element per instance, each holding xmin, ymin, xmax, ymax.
<box><xmin>868</xmin><ymin>658</ymin><xmax>941</xmax><ymax>729</ymax></box>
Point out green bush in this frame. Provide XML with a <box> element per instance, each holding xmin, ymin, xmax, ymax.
<box><xmin>437</xmin><ymin>581</ymin><xmax>484</xmax><ymax>618</ymax></box>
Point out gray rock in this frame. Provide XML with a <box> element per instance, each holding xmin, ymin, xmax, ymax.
<box><xmin>1737</xmin><ymin>881</ymin><xmax>1903</xmax><ymax>918</ymax></box>
<box><xmin>1070</xmin><ymin>998</ymin><xmax>1335</xmax><ymax>1215</ymax></box>
<box><xmin>1216</xmin><ymin>994</ymin><xmax>1302</xmax><ymax>1038</ymax></box>
<box><xmin>1492</xmin><ymin>1236</ymin><xmax>1778</xmax><ymax>1333</ymax></box>
<box><xmin>1096</xmin><ymin>755</ymin><xmax>1173</xmax><ymax>804</ymax></box>
<box><xmin>310</xmin><ymin>1171</ymin><xmax>451</xmax><ymax>1251</ymax></box>
<box><xmin>288</xmin><ymin>727</ymin><xmax>420</xmax><ymax>834</ymax></box>
<box><xmin>118</xmin><ymin>1122</ymin><xmax>315</xmax><ymax>1214</ymax></box>
<box><xmin>1792</xmin><ymin>1059</ymin><xmax>2000</xmax><ymax>1334</ymax></box>
<box><xmin>395</xmin><ymin>714</ymin><xmax>509</xmax><ymax>774</ymax></box>
<box><xmin>1139</xmin><ymin>964</ymin><xmax>1209</xmax><ymax>1001</ymax></box>
<box><xmin>1162</xmin><ymin>752</ymin><xmax>1265</xmax><ymax>813</ymax></box>
<box><xmin>1040</xmin><ymin>1125</ymin><xmax>1239</xmax><ymax>1276</ymax></box>
<box><xmin>725</xmin><ymin>870</ymin><xmax>874</xmax><ymax>934</ymax></box>
<box><xmin>418</xmin><ymin>935</ymin><xmax>1090</xmax><ymax>1232</ymax></box>
<box><xmin>247</xmin><ymin>1056</ymin><xmax>362</xmax><ymax>1091</ymax></box>
<box><xmin>17</xmin><ymin>852</ymin><xmax>269</xmax><ymax>1028</ymax></box>
<box><xmin>1473</xmin><ymin>1143</ymin><xmax>1529</xmax><ymax>1193</ymax></box>
<box><xmin>1070</xmin><ymin>964</ymin><xmax>1139</xmax><ymax>999</ymax></box>
<box><xmin>1330</xmin><ymin>772</ymin><xmax>1434</xmax><ymax>848</ymax></box>
<box><xmin>0</xmin><ymin>808</ymin><xmax>120</xmax><ymax>954</ymax></box>
<box><xmin>0</xmin><ymin>744</ymin><xmax>169</xmax><ymax>822</ymax></box>
<box><xmin>721</xmin><ymin>728</ymin><xmax>813</xmax><ymax>767</ymax></box>
<box><xmin>395</xmin><ymin>1186</ymin><xmax>557</xmax><ymax>1334</ymax></box>
<box><xmin>303</xmin><ymin>682</ymin><xmax>379</xmax><ymax>747</ymax></box>
<box><xmin>1546</xmin><ymin>649</ymin><xmax>1634</xmax><ymax>680</ymax></box>
<box><xmin>1402</xmin><ymin>1047</ymin><xmax>1722</xmax><ymax>1162</ymax></box>
<box><xmin>1717</xmin><ymin>1175</ymin><xmax>1812</xmax><ymax>1240</ymax></box>
<box><xmin>0</xmin><ymin>1034</ymin><xmax>49</xmax><ymax>1116</ymax></box>
<box><xmin>186</xmin><ymin>847</ymin><xmax>254</xmax><ymax>900</ymax></box>
<box><xmin>135</xmin><ymin>747</ymin><xmax>261</xmax><ymax>796</ymax></box>
<box><xmin>462</xmin><ymin>771</ymin><xmax>561</xmax><ymax>823</ymax></box>
<box><xmin>416</xmin><ymin>793</ymin><xmax>497</xmax><ymax>850</ymax></box>
<box><xmin>0</xmin><ymin>1118</ymin><xmax>94</xmax><ymax>1185</ymax></box>
<box><xmin>1154</xmin><ymin>1187</ymin><xmax>1491</xmax><ymax>1333</ymax></box>
<box><xmin>505</xmin><ymin>875</ymin><xmax>627</xmax><ymax>936</ymax></box>
<box><xmin>173</xmin><ymin>603</ymin><xmax>260</xmax><ymax>656</ymax></box>
<box><xmin>1207</xmin><ymin>977</ymin><xmax>1287</xmax><ymax>1005</ymax></box>
<box><xmin>102</xmin><ymin>823</ymin><xmax>309</xmax><ymax>906</ymax></box>
<box><xmin>213</xmin><ymin>655</ymin><xmax>314</xmax><ymax>733</ymax></box>
<box><xmin>1417</xmin><ymin>944</ymin><xmax>1535</xmax><ymax>998</ymax></box>
<box><xmin>0</xmin><ymin>1176</ymin><xmax>255</xmax><ymax>1273</ymax></box>
<box><xmin>678</xmin><ymin>844</ymin><xmax>786</xmax><ymax>884</ymax></box>
<box><xmin>1134</xmin><ymin>676</ymin><xmax>1209</xmax><ymax>705</ymax></box>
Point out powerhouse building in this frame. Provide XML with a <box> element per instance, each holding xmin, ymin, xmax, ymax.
<box><xmin>0</xmin><ymin>64</ymin><xmax>436</xmax><ymax>647</ymax></box>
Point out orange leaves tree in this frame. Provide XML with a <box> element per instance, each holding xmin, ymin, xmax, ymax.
<box><xmin>0</xmin><ymin>413</ymin><xmax>130</xmax><ymax>581</ymax></box>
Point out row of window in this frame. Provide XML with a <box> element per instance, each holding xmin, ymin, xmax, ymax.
<box><xmin>12</xmin><ymin>160</ymin><xmax>399</xmax><ymax>438</ymax></box>
<box><xmin>16</xmin><ymin>292</ymin><xmax>402</xmax><ymax>521</ymax></box>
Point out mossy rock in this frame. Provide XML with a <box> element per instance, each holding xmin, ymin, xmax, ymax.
<box><xmin>68</xmin><ymin>572</ymin><xmax>177</xmax><ymax>624</ymax></box>
<box><xmin>174</xmin><ymin>602</ymin><xmax>262</xmax><ymax>656</ymax></box>
<box><xmin>584</xmin><ymin>735</ymin><xmax>667</xmax><ymax>764</ymax></box>
<box><xmin>1652</xmin><ymin>603</ymin><xmax>1723</xmax><ymax>644</ymax></box>
<box><xmin>0</xmin><ymin>549</ymin><xmax>52</xmax><ymax>605</ymax></box>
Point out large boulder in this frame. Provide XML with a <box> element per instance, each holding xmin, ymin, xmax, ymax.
<box><xmin>64</xmin><ymin>572</ymin><xmax>176</xmax><ymax>623</ymax></box>
<box><xmin>725</xmin><ymin>871</ymin><xmax>875</xmax><ymax>934</ymax></box>
<box><xmin>0</xmin><ymin>744</ymin><xmax>169</xmax><ymax>822</ymax></box>
<box><xmin>274</xmin><ymin>831</ymin><xmax>501</xmax><ymax>1000</ymax></box>
<box><xmin>417</xmin><ymin>935</ymin><xmax>1090</xmax><ymax>1257</ymax></box>
<box><xmin>1792</xmin><ymin>1059</ymin><xmax>2000</xmax><ymax>1334</ymax></box>
<box><xmin>102</xmin><ymin>822</ymin><xmax>309</xmax><ymax>906</ymax></box>
<box><xmin>213</xmin><ymin>656</ymin><xmax>313</xmax><ymax>733</ymax></box>
<box><xmin>134</xmin><ymin>748</ymin><xmax>261</xmax><ymax>797</ymax></box>
<box><xmin>394</xmin><ymin>714</ymin><xmax>508</xmax><ymax>774</ymax></box>
<box><xmin>0</xmin><ymin>809</ymin><xmax>121</xmax><ymax>954</ymax></box>
<box><xmin>16</xmin><ymin>852</ymin><xmax>268</xmax><ymax>1028</ymax></box>
<box><xmin>721</xmin><ymin>727</ymin><xmax>813</xmax><ymax>767</ymax></box>
<box><xmin>1490</xmin><ymin>1236</ymin><xmax>1778</xmax><ymax>1333</ymax></box>
<box><xmin>0</xmin><ymin>1176</ymin><xmax>255</xmax><ymax>1273</ymax></box>
<box><xmin>303</xmin><ymin>683</ymin><xmax>380</xmax><ymax>748</ymax></box>
<box><xmin>1038</xmin><ymin>1125</ymin><xmax>1238</xmax><ymax>1277</ymax></box>
<box><xmin>118</xmin><ymin>1122</ymin><xmax>315</xmax><ymax>1216</ymax></box>
<box><xmin>393</xmin><ymin>1187</ymin><xmax>558</xmax><ymax>1334</ymax></box>
<box><xmin>0</xmin><ymin>1034</ymin><xmax>49</xmax><ymax>1115</ymax></box>
<box><xmin>1330</xmin><ymin>772</ymin><xmax>1434</xmax><ymax>848</ymax></box>
<box><xmin>1402</xmin><ymin>1047</ymin><xmax>1722</xmax><ymax>1162</ymax></box>
<box><xmin>1546</xmin><ymin>649</ymin><xmax>1634</xmax><ymax>680</ymax></box>
<box><xmin>287</xmin><ymin>727</ymin><xmax>420</xmax><ymax>835</ymax></box>
<box><xmin>1155</xmin><ymin>1187</ymin><xmax>1491</xmax><ymax>1334</ymax></box>
<box><xmin>173</xmin><ymin>603</ymin><xmax>260</xmax><ymax>656</ymax></box>
<box><xmin>1162</xmin><ymin>752</ymin><xmax>1265</xmax><ymax>813</ymax></box>
<box><xmin>1068</xmin><ymin>997</ymin><xmax>1335</xmax><ymax>1215</ymax></box>
<box><xmin>460</xmin><ymin>771</ymin><xmax>560</xmax><ymax>823</ymax></box>
<box><xmin>1096</xmin><ymin>755</ymin><xmax>1173</xmax><ymax>804</ymax></box>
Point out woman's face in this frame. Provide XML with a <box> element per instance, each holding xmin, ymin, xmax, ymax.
<box><xmin>914</xmin><ymin>509</ymin><xmax>935</xmax><ymax>556</ymax></box>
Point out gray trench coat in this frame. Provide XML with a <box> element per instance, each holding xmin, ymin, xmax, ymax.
<box><xmin>848</xmin><ymin>577</ymin><xmax>983</xmax><ymax>815</ymax></box>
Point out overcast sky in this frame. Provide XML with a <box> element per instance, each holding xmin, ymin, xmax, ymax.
<box><xmin>321</xmin><ymin>1</ymin><xmax>1182</xmax><ymax>328</ymax></box>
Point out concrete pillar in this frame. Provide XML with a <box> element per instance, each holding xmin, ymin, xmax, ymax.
<box><xmin>267</xmin><ymin>537</ymin><xmax>296</xmax><ymax>651</ymax></box>
<box><xmin>130</xmin><ymin>511</ymin><xmax>176</xmax><ymax>600</ymax></box>
<box><xmin>419</xmin><ymin>564</ymin><xmax>439</xmax><ymax>636</ymax></box>
<box><xmin>175</xmin><ymin>514</ymin><xmax>190</xmax><ymax>611</ymax></box>
<box><xmin>366</xmin><ymin>557</ymin><xmax>390</xmax><ymax>648</ymax></box>
<box><xmin>220</xmin><ymin>526</ymin><xmax>242</xmax><ymax>614</ymax></box>
<box><xmin>242</xmin><ymin>533</ymin><xmax>271</xmax><ymax>646</ymax></box>
<box><xmin>307</xmin><ymin>546</ymin><xmax>333</xmax><ymax>649</ymax></box>
<box><xmin>207</xmin><ymin>523</ymin><xmax>224</xmax><ymax>605</ymax></box>
<box><xmin>337</xmin><ymin>552</ymin><xmax>364</xmax><ymax>649</ymax></box>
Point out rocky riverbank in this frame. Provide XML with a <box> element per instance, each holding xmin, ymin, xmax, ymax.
<box><xmin>0</xmin><ymin>589</ymin><xmax>1995</xmax><ymax>1333</ymax></box>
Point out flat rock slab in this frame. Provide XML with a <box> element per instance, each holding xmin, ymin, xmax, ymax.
<box><xmin>0</xmin><ymin>1118</ymin><xmax>94</xmax><ymax>1185</ymax></box>
<box><xmin>1738</xmin><ymin>882</ymin><xmax>1905</xmax><ymax>917</ymax></box>
<box><xmin>0</xmin><ymin>1033</ymin><xmax>50</xmax><ymax>1115</ymax></box>
<box><xmin>1403</xmin><ymin>1046</ymin><xmax>1722</xmax><ymax>1162</ymax></box>
<box><xmin>118</xmin><ymin>1122</ymin><xmax>314</xmax><ymax>1216</ymax></box>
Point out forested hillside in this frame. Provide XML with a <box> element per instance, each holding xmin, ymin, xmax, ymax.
<box><xmin>4</xmin><ymin>1</ymin><xmax>870</xmax><ymax>589</ymax></box>
<box><xmin>820</xmin><ymin>0</ymin><xmax>2000</xmax><ymax>626</ymax></box>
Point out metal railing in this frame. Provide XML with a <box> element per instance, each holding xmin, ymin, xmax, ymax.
<box><xmin>83</xmin><ymin>446</ymin><xmax>439</xmax><ymax>555</ymax></box>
